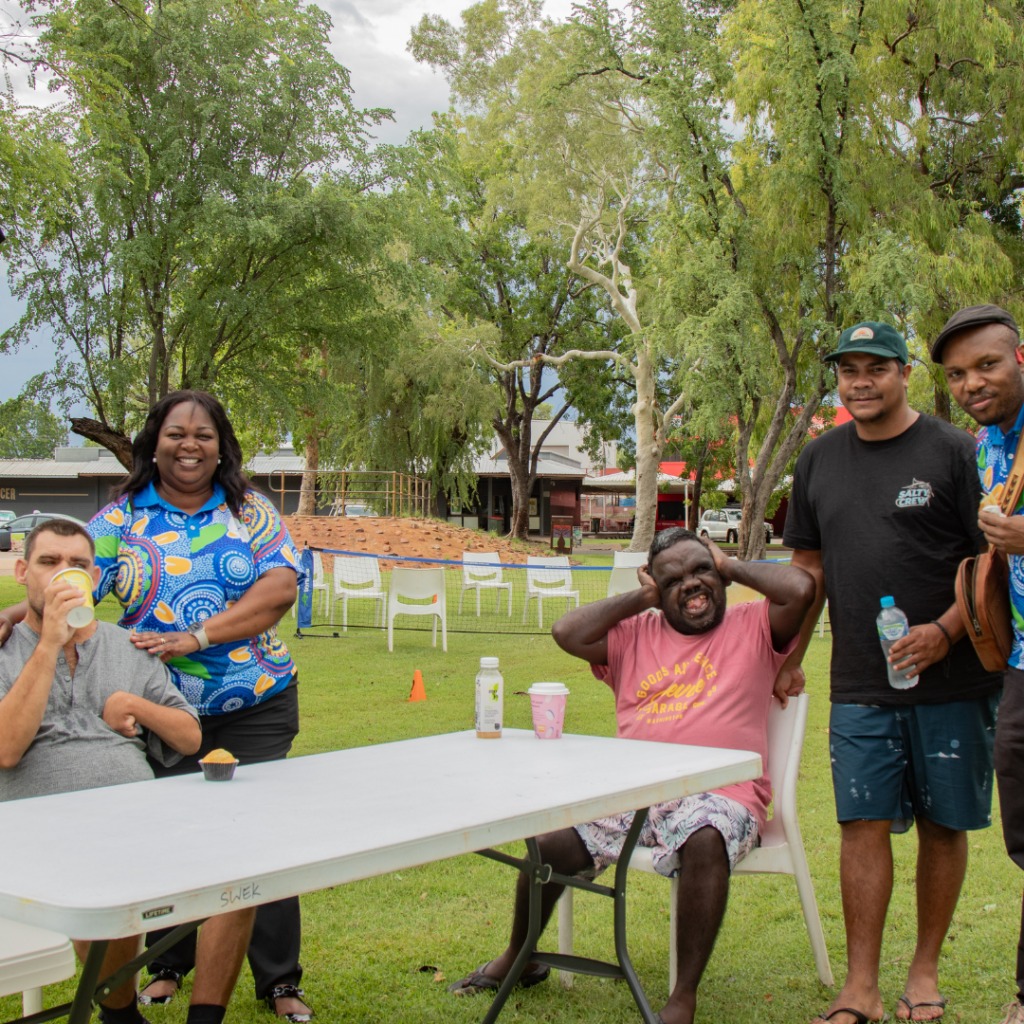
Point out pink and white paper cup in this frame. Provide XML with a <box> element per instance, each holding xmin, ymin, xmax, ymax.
<box><xmin>528</xmin><ymin>682</ymin><xmax>569</xmax><ymax>739</ymax></box>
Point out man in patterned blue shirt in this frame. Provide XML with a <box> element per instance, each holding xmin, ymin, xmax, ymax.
<box><xmin>937</xmin><ymin>304</ymin><xmax>1024</xmax><ymax>1024</ymax></box>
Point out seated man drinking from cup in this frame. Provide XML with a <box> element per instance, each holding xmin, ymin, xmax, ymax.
<box><xmin>0</xmin><ymin>519</ymin><xmax>241</xmax><ymax>1024</ymax></box>
<box><xmin>447</xmin><ymin>527</ymin><xmax>815</xmax><ymax>1024</ymax></box>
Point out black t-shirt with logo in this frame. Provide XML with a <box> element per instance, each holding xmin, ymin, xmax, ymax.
<box><xmin>784</xmin><ymin>414</ymin><xmax>1002</xmax><ymax>705</ymax></box>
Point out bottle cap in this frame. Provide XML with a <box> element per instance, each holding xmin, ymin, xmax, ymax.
<box><xmin>480</xmin><ymin>657</ymin><xmax>499</xmax><ymax>669</ymax></box>
<box><xmin>880</xmin><ymin>596</ymin><xmax>895</xmax><ymax>608</ymax></box>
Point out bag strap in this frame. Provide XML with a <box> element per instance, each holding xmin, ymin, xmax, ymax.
<box><xmin>1000</xmin><ymin>426</ymin><xmax>1024</xmax><ymax>515</ymax></box>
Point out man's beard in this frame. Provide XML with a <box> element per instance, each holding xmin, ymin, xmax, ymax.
<box><xmin>972</xmin><ymin>387</ymin><xmax>1024</xmax><ymax>427</ymax></box>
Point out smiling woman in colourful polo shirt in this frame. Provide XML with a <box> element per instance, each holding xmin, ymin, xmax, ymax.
<box><xmin>90</xmin><ymin>391</ymin><xmax>312</xmax><ymax>1024</ymax></box>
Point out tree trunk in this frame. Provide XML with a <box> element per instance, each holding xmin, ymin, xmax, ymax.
<box><xmin>297</xmin><ymin>434</ymin><xmax>319</xmax><ymax>515</ymax></box>
<box><xmin>630</xmin><ymin>348</ymin><xmax>661</xmax><ymax>553</ymax></box>
<box><xmin>738</xmin><ymin>486</ymin><xmax>769</xmax><ymax>562</ymax></box>
<box><xmin>70</xmin><ymin>418</ymin><xmax>134</xmax><ymax>470</ymax></box>
<box><xmin>508</xmin><ymin>463</ymin><xmax>533</xmax><ymax>539</ymax></box>
<box><xmin>689</xmin><ymin>443</ymin><xmax>710</xmax><ymax>531</ymax></box>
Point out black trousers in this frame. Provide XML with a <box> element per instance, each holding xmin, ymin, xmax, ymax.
<box><xmin>146</xmin><ymin>681</ymin><xmax>303</xmax><ymax>999</ymax></box>
<box><xmin>996</xmin><ymin>668</ymin><xmax>1024</xmax><ymax>1000</ymax></box>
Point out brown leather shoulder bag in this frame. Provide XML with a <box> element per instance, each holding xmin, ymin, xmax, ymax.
<box><xmin>955</xmin><ymin>430</ymin><xmax>1024</xmax><ymax>672</ymax></box>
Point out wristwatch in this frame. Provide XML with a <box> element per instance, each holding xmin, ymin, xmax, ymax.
<box><xmin>187</xmin><ymin>621</ymin><xmax>211</xmax><ymax>651</ymax></box>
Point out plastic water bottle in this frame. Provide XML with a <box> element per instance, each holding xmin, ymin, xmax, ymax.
<box><xmin>475</xmin><ymin>657</ymin><xmax>504</xmax><ymax>738</ymax></box>
<box><xmin>877</xmin><ymin>597</ymin><xmax>919</xmax><ymax>689</ymax></box>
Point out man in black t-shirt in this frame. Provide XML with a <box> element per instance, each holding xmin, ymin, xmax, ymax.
<box><xmin>783</xmin><ymin>322</ymin><xmax>1001</xmax><ymax>1024</ymax></box>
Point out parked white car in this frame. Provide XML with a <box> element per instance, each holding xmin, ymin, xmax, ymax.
<box><xmin>698</xmin><ymin>508</ymin><xmax>773</xmax><ymax>545</ymax></box>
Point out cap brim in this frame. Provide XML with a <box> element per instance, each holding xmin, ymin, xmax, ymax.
<box><xmin>824</xmin><ymin>344</ymin><xmax>906</xmax><ymax>363</ymax></box>
<box><xmin>931</xmin><ymin>318</ymin><xmax>1020</xmax><ymax>363</ymax></box>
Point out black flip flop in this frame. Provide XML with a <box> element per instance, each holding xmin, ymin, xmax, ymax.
<box><xmin>897</xmin><ymin>994</ymin><xmax>946</xmax><ymax>1021</ymax></box>
<box><xmin>447</xmin><ymin>961</ymin><xmax>550</xmax><ymax>996</ymax></box>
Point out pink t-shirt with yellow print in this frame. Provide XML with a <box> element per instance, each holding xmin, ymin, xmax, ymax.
<box><xmin>591</xmin><ymin>600</ymin><xmax>796</xmax><ymax>833</ymax></box>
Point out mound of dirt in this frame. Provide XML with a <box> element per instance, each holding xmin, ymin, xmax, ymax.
<box><xmin>282</xmin><ymin>515</ymin><xmax>533</xmax><ymax>570</ymax></box>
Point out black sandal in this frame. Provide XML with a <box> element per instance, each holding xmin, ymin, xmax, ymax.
<box><xmin>897</xmin><ymin>994</ymin><xmax>946</xmax><ymax>1021</ymax></box>
<box><xmin>447</xmin><ymin>961</ymin><xmax>550</xmax><ymax>996</ymax></box>
<box><xmin>265</xmin><ymin>984</ymin><xmax>314</xmax><ymax>1023</ymax></box>
<box><xmin>138</xmin><ymin>969</ymin><xmax>184</xmax><ymax>1006</ymax></box>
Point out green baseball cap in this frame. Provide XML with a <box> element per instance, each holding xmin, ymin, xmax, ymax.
<box><xmin>824</xmin><ymin>321</ymin><xmax>908</xmax><ymax>364</ymax></box>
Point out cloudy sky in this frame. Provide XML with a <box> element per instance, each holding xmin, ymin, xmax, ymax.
<box><xmin>0</xmin><ymin>0</ymin><xmax>578</xmax><ymax>412</ymax></box>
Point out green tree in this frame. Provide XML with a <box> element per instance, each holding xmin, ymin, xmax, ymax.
<box><xmin>0</xmin><ymin>399</ymin><xmax>68</xmax><ymax>458</ymax></box>
<box><xmin>2</xmin><ymin>0</ymin><xmax>391</xmax><ymax>467</ymax></box>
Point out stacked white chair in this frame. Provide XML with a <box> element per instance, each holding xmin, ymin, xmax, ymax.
<box><xmin>0</xmin><ymin>918</ymin><xmax>75</xmax><ymax>1017</ymax></box>
<box><xmin>523</xmin><ymin>556</ymin><xmax>579</xmax><ymax>630</ymax></box>
<box><xmin>459</xmin><ymin>552</ymin><xmax>513</xmax><ymax>617</ymax></box>
<box><xmin>387</xmin><ymin>567</ymin><xmax>448</xmax><ymax>652</ymax></box>
<box><xmin>556</xmin><ymin>693</ymin><xmax>833</xmax><ymax>991</ymax></box>
<box><xmin>330</xmin><ymin>556</ymin><xmax>386</xmax><ymax>631</ymax></box>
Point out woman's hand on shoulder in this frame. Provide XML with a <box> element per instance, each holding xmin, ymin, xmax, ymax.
<box><xmin>130</xmin><ymin>630</ymin><xmax>201</xmax><ymax>662</ymax></box>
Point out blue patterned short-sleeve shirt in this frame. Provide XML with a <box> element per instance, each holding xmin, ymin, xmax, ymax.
<box><xmin>88</xmin><ymin>483</ymin><xmax>303</xmax><ymax>715</ymax></box>
<box><xmin>976</xmin><ymin>401</ymin><xmax>1024</xmax><ymax>668</ymax></box>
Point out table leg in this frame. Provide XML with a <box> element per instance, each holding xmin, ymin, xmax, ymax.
<box><xmin>67</xmin><ymin>942</ymin><xmax>107</xmax><ymax>1024</ymax></box>
<box><xmin>479</xmin><ymin>837</ymin><xmax>545</xmax><ymax>1024</ymax></box>
<box><xmin>612</xmin><ymin>808</ymin><xmax>659</xmax><ymax>1024</ymax></box>
<box><xmin>476</xmin><ymin>808</ymin><xmax>658</xmax><ymax>1024</ymax></box>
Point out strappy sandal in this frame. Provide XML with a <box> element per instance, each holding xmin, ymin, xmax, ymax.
<box><xmin>265</xmin><ymin>985</ymin><xmax>314</xmax><ymax>1023</ymax></box>
<box><xmin>138</xmin><ymin>969</ymin><xmax>184</xmax><ymax>1006</ymax></box>
<box><xmin>264</xmin><ymin>978</ymin><xmax>311</xmax><ymax>1019</ymax></box>
<box><xmin>897</xmin><ymin>994</ymin><xmax>946</xmax><ymax>1021</ymax></box>
<box><xmin>447</xmin><ymin>961</ymin><xmax>550</xmax><ymax>996</ymax></box>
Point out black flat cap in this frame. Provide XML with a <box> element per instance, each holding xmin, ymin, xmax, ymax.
<box><xmin>931</xmin><ymin>304</ymin><xmax>1019</xmax><ymax>362</ymax></box>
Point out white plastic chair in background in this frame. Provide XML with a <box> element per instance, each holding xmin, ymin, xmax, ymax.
<box><xmin>606</xmin><ymin>567</ymin><xmax>643</xmax><ymax>599</ymax></box>
<box><xmin>818</xmin><ymin>601</ymin><xmax>830</xmax><ymax>638</ymax></box>
<box><xmin>613</xmin><ymin>551</ymin><xmax>648</xmax><ymax>569</ymax></box>
<box><xmin>291</xmin><ymin>550</ymin><xmax>329</xmax><ymax>619</ymax></box>
<box><xmin>0</xmin><ymin>918</ymin><xmax>76</xmax><ymax>1017</ymax></box>
<box><xmin>556</xmin><ymin>693</ymin><xmax>833</xmax><ymax>992</ymax></box>
<box><xmin>459</xmin><ymin>552</ymin><xmax>513</xmax><ymax>617</ymax></box>
<box><xmin>330</xmin><ymin>556</ymin><xmax>386</xmax><ymax>631</ymax></box>
<box><xmin>387</xmin><ymin>567</ymin><xmax>447</xmax><ymax>652</ymax></box>
<box><xmin>523</xmin><ymin>556</ymin><xmax>579</xmax><ymax>629</ymax></box>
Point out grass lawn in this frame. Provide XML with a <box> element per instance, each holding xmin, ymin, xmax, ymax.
<box><xmin>0</xmin><ymin>576</ymin><xmax>1020</xmax><ymax>1023</ymax></box>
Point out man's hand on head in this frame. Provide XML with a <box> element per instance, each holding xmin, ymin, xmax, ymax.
<box><xmin>102</xmin><ymin>691</ymin><xmax>141</xmax><ymax>738</ymax></box>
<box><xmin>636</xmin><ymin>565</ymin><xmax>662</xmax><ymax>609</ymax></box>
<box><xmin>979</xmin><ymin>510</ymin><xmax>1024</xmax><ymax>556</ymax></box>
<box><xmin>700</xmin><ymin>537</ymin><xmax>732</xmax><ymax>585</ymax></box>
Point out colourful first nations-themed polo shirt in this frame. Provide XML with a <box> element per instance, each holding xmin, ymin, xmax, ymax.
<box><xmin>89</xmin><ymin>483</ymin><xmax>303</xmax><ymax>715</ymax></box>
<box><xmin>977</xmin><ymin>401</ymin><xmax>1024</xmax><ymax>668</ymax></box>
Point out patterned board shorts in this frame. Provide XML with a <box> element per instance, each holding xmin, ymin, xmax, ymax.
<box><xmin>574</xmin><ymin>792</ymin><xmax>759</xmax><ymax>878</ymax></box>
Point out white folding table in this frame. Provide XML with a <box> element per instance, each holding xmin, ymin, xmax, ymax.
<box><xmin>0</xmin><ymin>729</ymin><xmax>759</xmax><ymax>1024</ymax></box>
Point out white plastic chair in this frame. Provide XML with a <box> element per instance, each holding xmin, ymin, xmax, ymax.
<box><xmin>523</xmin><ymin>556</ymin><xmax>579</xmax><ymax>629</ymax></box>
<box><xmin>291</xmin><ymin>551</ymin><xmax>329</xmax><ymax>619</ymax></box>
<box><xmin>459</xmin><ymin>552</ymin><xmax>513</xmax><ymax>617</ymax></box>
<box><xmin>330</xmin><ymin>556</ymin><xmax>386</xmax><ymax>631</ymax></box>
<box><xmin>0</xmin><ymin>918</ymin><xmax>75</xmax><ymax>1017</ymax></box>
<box><xmin>387</xmin><ymin>567</ymin><xmax>447</xmax><ymax>652</ymax></box>
<box><xmin>556</xmin><ymin>693</ymin><xmax>833</xmax><ymax>991</ymax></box>
<box><xmin>606</xmin><ymin>566</ymin><xmax>643</xmax><ymax>599</ymax></box>
<box><xmin>613</xmin><ymin>551</ymin><xmax>648</xmax><ymax>569</ymax></box>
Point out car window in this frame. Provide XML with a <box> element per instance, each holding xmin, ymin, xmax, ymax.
<box><xmin>8</xmin><ymin>516</ymin><xmax>36</xmax><ymax>531</ymax></box>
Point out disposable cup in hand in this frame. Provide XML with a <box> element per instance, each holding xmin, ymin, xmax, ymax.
<box><xmin>528</xmin><ymin>682</ymin><xmax>569</xmax><ymax>739</ymax></box>
<box><xmin>51</xmin><ymin>568</ymin><xmax>94</xmax><ymax>628</ymax></box>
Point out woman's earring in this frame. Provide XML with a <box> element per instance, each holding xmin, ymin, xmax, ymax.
<box><xmin>217</xmin><ymin>458</ymin><xmax>222</xmax><ymax>465</ymax></box>
<box><xmin>152</xmin><ymin>456</ymin><xmax>157</xmax><ymax>463</ymax></box>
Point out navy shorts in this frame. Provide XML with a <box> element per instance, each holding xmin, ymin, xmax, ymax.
<box><xmin>829</xmin><ymin>695</ymin><xmax>999</xmax><ymax>833</ymax></box>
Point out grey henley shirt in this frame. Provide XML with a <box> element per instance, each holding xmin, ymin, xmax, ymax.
<box><xmin>0</xmin><ymin>621</ymin><xmax>198</xmax><ymax>802</ymax></box>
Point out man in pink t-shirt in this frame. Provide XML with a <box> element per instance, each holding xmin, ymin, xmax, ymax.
<box><xmin>448</xmin><ymin>528</ymin><xmax>815</xmax><ymax>1024</ymax></box>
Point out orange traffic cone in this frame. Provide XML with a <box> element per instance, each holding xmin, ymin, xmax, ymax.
<box><xmin>409</xmin><ymin>669</ymin><xmax>427</xmax><ymax>702</ymax></box>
